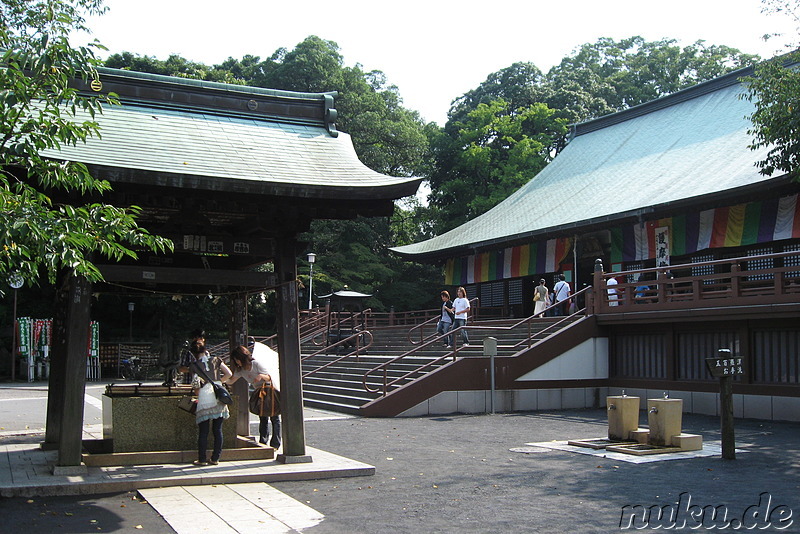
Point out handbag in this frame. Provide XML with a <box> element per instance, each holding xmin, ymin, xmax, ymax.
<box><xmin>177</xmin><ymin>395</ymin><xmax>197</xmax><ymax>414</ymax></box>
<box><xmin>191</xmin><ymin>361</ymin><xmax>233</xmax><ymax>405</ymax></box>
<box><xmin>248</xmin><ymin>382</ymin><xmax>281</xmax><ymax>417</ymax></box>
<box><xmin>533</xmin><ymin>291</ymin><xmax>541</xmax><ymax>302</ymax></box>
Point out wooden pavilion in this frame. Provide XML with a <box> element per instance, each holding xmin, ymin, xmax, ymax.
<box><xmin>40</xmin><ymin>67</ymin><xmax>420</xmax><ymax>470</ymax></box>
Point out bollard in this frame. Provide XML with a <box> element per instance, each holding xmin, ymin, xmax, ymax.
<box><xmin>484</xmin><ymin>337</ymin><xmax>497</xmax><ymax>414</ymax></box>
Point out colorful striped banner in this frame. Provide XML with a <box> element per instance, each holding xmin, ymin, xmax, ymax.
<box><xmin>444</xmin><ymin>237</ymin><xmax>573</xmax><ymax>285</ymax></box>
<box><xmin>442</xmin><ymin>193</ymin><xmax>800</xmax><ymax>285</ymax></box>
<box><xmin>611</xmin><ymin>193</ymin><xmax>800</xmax><ymax>262</ymax></box>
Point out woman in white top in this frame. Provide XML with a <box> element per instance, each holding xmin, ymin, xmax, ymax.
<box><xmin>227</xmin><ymin>345</ymin><xmax>281</xmax><ymax>448</ymax></box>
<box><xmin>452</xmin><ymin>286</ymin><xmax>471</xmax><ymax>346</ymax></box>
<box><xmin>190</xmin><ymin>340</ymin><xmax>232</xmax><ymax>465</ymax></box>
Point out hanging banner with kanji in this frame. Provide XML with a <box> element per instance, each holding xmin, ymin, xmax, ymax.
<box><xmin>655</xmin><ymin>226</ymin><xmax>670</xmax><ymax>268</ymax></box>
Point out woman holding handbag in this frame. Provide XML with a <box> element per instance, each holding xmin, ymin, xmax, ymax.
<box><xmin>190</xmin><ymin>339</ymin><xmax>232</xmax><ymax>466</ymax></box>
<box><xmin>227</xmin><ymin>345</ymin><xmax>281</xmax><ymax>449</ymax></box>
<box><xmin>533</xmin><ymin>279</ymin><xmax>548</xmax><ymax>318</ymax></box>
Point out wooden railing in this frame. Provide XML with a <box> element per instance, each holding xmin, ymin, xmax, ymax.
<box><xmin>593</xmin><ymin>250</ymin><xmax>800</xmax><ymax>314</ymax></box>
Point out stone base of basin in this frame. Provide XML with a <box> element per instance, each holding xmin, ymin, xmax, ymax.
<box><xmin>567</xmin><ymin>438</ymin><xmax>638</xmax><ymax>449</ymax></box>
<box><xmin>81</xmin><ymin>436</ymin><xmax>274</xmax><ymax>467</ymax></box>
<box><xmin>672</xmin><ymin>433</ymin><xmax>703</xmax><ymax>451</ymax></box>
<box><xmin>605</xmin><ymin>443</ymin><xmax>683</xmax><ymax>455</ymax></box>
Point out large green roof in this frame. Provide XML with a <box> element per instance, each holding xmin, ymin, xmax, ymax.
<box><xmin>393</xmin><ymin>67</ymin><xmax>783</xmax><ymax>259</ymax></box>
<box><xmin>42</xmin><ymin>67</ymin><xmax>421</xmax><ymax>202</ymax></box>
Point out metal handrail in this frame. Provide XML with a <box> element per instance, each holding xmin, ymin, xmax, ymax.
<box><xmin>311</xmin><ymin>308</ymin><xmax>373</xmax><ymax>346</ymax></box>
<box><xmin>301</xmin><ymin>330</ymin><xmax>374</xmax><ymax>379</ymax></box>
<box><xmin>407</xmin><ymin>297</ymin><xmax>480</xmax><ymax>345</ymax></box>
<box><xmin>363</xmin><ymin>287</ymin><xmax>592</xmax><ymax>396</ymax></box>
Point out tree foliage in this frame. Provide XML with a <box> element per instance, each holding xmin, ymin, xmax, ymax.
<box><xmin>745</xmin><ymin>0</ymin><xmax>800</xmax><ymax>180</ymax></box>
<box><xmin>745</xmin><ymin>52</ymin><xmax>800</xmax><ymax>180</ymax></box>
<box><xmin>427</xmin><ymin>37</ymin><xmax>760</xmax><ymax>234</ymax></box>
<box><xmin>427</xmin><ymin>99</ymin><xmax>567</xmax><ymax>232</ymax></box>
<box><xmin>0</xmin><ymin>0</ymin><xmax>172</xmax><ymax>291</ymax></box>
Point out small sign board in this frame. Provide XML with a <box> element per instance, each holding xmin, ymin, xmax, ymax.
<box><xmin>705</xmin><ymin>356</ymin><xmax>744</xmax><ymax>378</ymax></box>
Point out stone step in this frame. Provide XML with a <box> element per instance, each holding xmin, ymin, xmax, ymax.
<box><xmin>303</xmin><ymin>388</ymin><xmax>376</xmax><ymax>408</ymax></box>
<box><xmin>298</xmin><ymin>316</ymin><xmax>583</xmax><ymax>414</ymax></box>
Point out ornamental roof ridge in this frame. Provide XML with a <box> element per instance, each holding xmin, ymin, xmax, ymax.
<box><xmin>86</xmin><ymin>67</ymin><xmax>339</xmax><ymax>135</ymax></box>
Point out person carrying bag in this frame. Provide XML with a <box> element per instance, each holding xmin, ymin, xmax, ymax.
<box><xmin>227</xmin><ymin>344</ymin><xmax>282</xmax><ymax>449</ymax></box>
<box><xmin>190</xmin><ymin>340</ymin><xmax>232</xmax><ymax>466</ymax></box>
<box><xmin>249</xmin><ymin>380</ymin><xmax>281</xmax><ymax>418</ymax></box>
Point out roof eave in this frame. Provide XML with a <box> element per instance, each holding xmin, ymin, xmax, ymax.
<box><xmin>87</xmin><ymin>163</ymin><xmax>422</xmax><ymax>202</ymax></box>
<box><xmin>392</xmin><ymin>173</ymin><xmax>796</xmax><ymax>262</ymax></box>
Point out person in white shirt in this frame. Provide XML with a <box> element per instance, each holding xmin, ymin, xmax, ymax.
<box><xmin>227</xmin><ymin>345</ymin><xmax>281</xmax><ymax>448</ymax></box>
<box><xmin>552</xmin><ymin>274</ymin><xmax>571</xmax><ymax>316</ymax></box>
<box><xmin>606</xmin><ymin>275</ymin><xmax>619</xmax><ymax>306</ymax></box>
<box><xmin>452</xmin><ymin>286</ymin><xmax>471</xmax><ymax>346</ymax></box>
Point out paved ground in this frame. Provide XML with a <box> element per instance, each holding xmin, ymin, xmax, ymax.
<box><xmin>1</xmin><ymin>381</ymin><xmax>799</xmax><ymax>532</ymax></box>
<box><xmin>286</xmin><ymin>412</ymin><xmax>800</xmax><ymax>533</ymax></box>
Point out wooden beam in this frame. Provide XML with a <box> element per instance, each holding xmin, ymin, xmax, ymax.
<box><xmin>274</xmin><ymin>236</ymin><xmax>311</xmax><ymax>462</ymax></box>
<box><xmin>228</xmin><ymin>294</ymin><xmax>250</xmax><ymax>437</ymax></box>
<box><xmin>97</xmin><ymin>264</ymin><xmax>277</xmax><ymax>288</ymax></box>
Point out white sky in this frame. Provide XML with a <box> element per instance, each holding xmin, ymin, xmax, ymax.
<box><xmin>81</xmin><ymin>0</ymin><xmax>797</xmax><ymax>126</ymax></box>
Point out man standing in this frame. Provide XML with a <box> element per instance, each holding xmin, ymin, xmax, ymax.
<box><xmin>436</xmin><ymin>290</ymin><xmax>455</xmax><ymax>347</ymax></box>
<box><xmin>552</xmin><ymin>274</ymin><xmax>571</xmax><ymax>316</ymax></box>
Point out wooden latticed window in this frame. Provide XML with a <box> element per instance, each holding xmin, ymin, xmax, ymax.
<box><xmin>508</xmin><ymin>279</ymin><xmax>523</xmax><ymax>306</ymax></box>
<box><xmin>745</xmin><ymin>247</ymin><xmax>774</xmax><ymax>281</ymax></box>
<box><xmin>784</xmin><ymin>244</ymin><xmax>800</xmax><ymax>278</ymax></box>
<box><xmin>691</xmin><ymin>254</ymin><xmax>714</xmax><ymax>284</ymax></box>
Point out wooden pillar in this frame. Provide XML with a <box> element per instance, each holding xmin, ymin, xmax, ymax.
<box><xmin>274</xmin><ymin>236</ymin><xmax>311</xmax><ymax>462</ymax></box>
<box><xmin>225</xmin><ymin>294</ymin><xmax>250</xmax><ymax>436</ymax></box>
<box><xmin>229</xmin><ymin>293</ymin><xmax>250</xmax><ymax>436</ymax></box>
<box><xmin>592</xmin><ymin>258</ymin><xmax>603</xmax><ymax>314</ymax></box>
<box><xmin>49</xmin><ymin>273</ymin><xmax>92</xmax><ymax>471</ymax></box>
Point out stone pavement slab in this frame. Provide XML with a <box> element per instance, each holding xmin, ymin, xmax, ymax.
<box><xmin>140</xmin><ymin>483</ymin><xmax>324</xmax><ymax>534</ymax></box>
<box><xmin>0</xmin><ymin>442</ymin><xmax>374</xmax><ymax>498</ymax></box>
<box><xmin>0</xmin><ymin>407</ymin><xmax>369</xmax><ymax>498</ymax></box>
<box><xmin>526</xmin><ymin>439</ymin><xmax>747</xmax><ymax>463</ymax></box>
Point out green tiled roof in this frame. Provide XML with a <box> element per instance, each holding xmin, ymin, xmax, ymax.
<box><xmin>42</xmin><ymin>69</ymin><xmax>421</xmax><ymax>201</ymax></box>
<box><xmin>393</xmin><ymin>67</ymin><xmax>780</xmax><ymax>259</ymax></box>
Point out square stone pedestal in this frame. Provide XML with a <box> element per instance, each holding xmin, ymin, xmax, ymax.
<box><xmin>103</xmin><ymin>394</ymin><xmax>238</xmax><ymax>453</ymax></box>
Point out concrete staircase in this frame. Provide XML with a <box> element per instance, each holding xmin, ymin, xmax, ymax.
<box><xmin>300</xmin><ymin>317</ymin><xmax>574</xmax><ymax>414</ymax></box>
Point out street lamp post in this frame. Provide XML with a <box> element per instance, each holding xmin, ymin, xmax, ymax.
<box><xmin>128</xmin><ymin>302</ymin><xmax>135</xmax><ymax>342</ymax></box>
<box><xmin>307</xmin><ymin>252</ymin><xmax>316</xmax><ymax>310</ymax></box>
<box><xmin>9</xmin><ymin>274</ymin><xmax>23</xmax><ymax>382</ymax></box>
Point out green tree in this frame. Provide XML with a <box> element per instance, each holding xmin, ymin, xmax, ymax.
<box><xmin>428</xmin><ymin>99</ymin><xmax>567</xmax><ymax>232</ymax></box>
<box><xmin>302</xmin><ymin>215</ymin><xmax>440</xmax><ymax>312</ymax></box>
<box><xmin>745</xmin><ymin>0</ymin><xmax>800</xmax><ymax>180</ymax></box>
<box><xmin>745</xmin><ymin>53</ymin><xmax>800</xmax><ymax>179</ymax></box>
<box><xmin>427</xmin><ymin>37</ymin><xmax>760</xmax><ymax>234</ymax></box>
<box><xmin>0</xmin><ymin>0</ymin><xmax>172</xmax><ymax>290</ymax></box>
